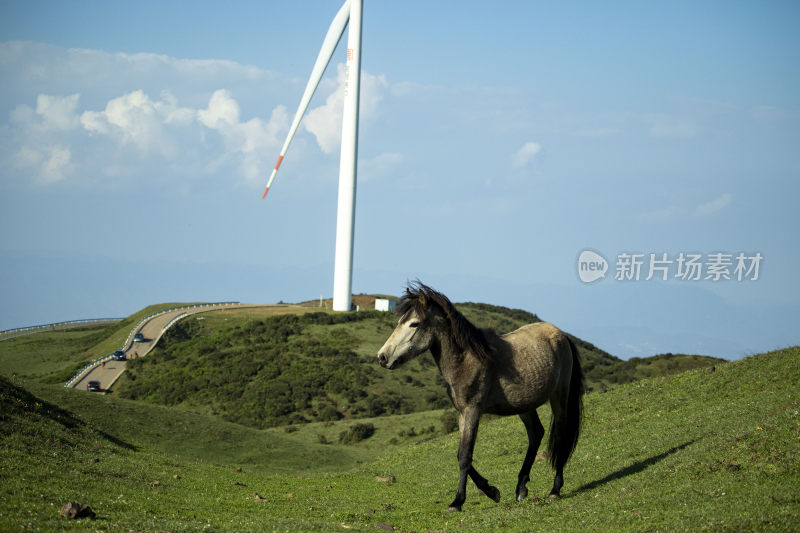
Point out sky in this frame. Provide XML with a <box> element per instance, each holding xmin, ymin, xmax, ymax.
<box><xmin>1</xmin><ymin>0</ymin><xmax>798</xmax><ymax>359</ymax></box>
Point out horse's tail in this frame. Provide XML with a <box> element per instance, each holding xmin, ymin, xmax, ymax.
<box><xmin>548</xmin><ymin>336</ymin><xmax>585</xmax><ymax>471</ymax></box>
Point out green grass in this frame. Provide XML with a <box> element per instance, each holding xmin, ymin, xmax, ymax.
<box><xmin>0</xmin><ymin>298</ymin><xmax>723</xmax><ymax>395</ymax></box>
<box><xmin>112</xmin><ymin>303</ymin><xmax>723</xmax><ymax>431</ymax></box>
<box><xmin>0</xmin><ymin>325</ymin><xmax>111</xmax><ymax>383</ymax></box>
<box><xmin>21</xmin><ymin>379</ymin><xmax>364</xmax><ymax>473</ymax></box>
<box><xmin>2</xmin><ymin>347</ymin><xmax>797</xmax><ymax>531</ymax></box>
<box><xmin>265</xmin><ymin>409</ymin><xmax>450</xmax><ymax>452</ymax></box>
<box><xmin>0</xmin><ymin>303</ymin><xmax>199</xmax><ymax>384</ymax></box>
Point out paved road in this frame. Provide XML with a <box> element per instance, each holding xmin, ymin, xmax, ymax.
<box><xmin>70</xmin><ymin>303</ymin><xmax>263</xmax><ymax>392</ymax></box>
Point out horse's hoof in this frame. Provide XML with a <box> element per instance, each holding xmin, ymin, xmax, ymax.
<box><xmin>486</xmin><ymin>486</ymin><xmax>501</xmax><ymax>503</ymax></box>
<box><xmin>516</xmin><ymin>487</ymin><xmax>528</xmax><ymax>502</ymax></box>
<box><xmin>447</xmin><ymin>506</ymin><xmax>462</xmax><ymax>513</ymax></box>
<box><xmin>548</xmin><ymin>492</ymin><xmax>560</xmax><ymax>500</ymax></box>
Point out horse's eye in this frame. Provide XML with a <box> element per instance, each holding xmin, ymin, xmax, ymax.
<box><xmin>409</xmin><ymin>321</ymin><xmax>420</xmax><ymax>328</ymax></box>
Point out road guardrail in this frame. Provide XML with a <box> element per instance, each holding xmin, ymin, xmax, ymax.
<box><xmin>0</xmin><ymin>318</ymin><xmax>122</xmax><ymax>342</ymax></box>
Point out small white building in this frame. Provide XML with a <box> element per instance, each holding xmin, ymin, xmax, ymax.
<box><xmin>375</xmin><ymin>298</ymin><xmax>397</xmax><ymax>312</ymax></box>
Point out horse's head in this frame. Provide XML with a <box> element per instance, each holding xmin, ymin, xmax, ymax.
<box><xmin>377</xmin><ymin>285</ymin><xmax>443</xmax><ymax>369</ymax></box>
<box><xmin>377</xmin><ymin>282</ymin><xmax>496</xmax><ymax>370</ymax></box>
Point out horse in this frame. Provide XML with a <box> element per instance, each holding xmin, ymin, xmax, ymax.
<box><xmin>377</xmin><ymin>282</ymin><xmax>585</xmax><ymax>512</ymax></box>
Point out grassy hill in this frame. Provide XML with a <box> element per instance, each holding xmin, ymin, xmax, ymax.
<box><xmin>0</xmin><ymin>298</ymin><xmax>725</xmax><ymax>398</ymax></box>
<box><xmin>1</xmin><ymin>347</ymin><xmax>797</xmax><ymax>531</ymax></box>
<box><xmin>111</xmin><ymin>302</ymin><xmax>723</xmax><ymax>429</ymax></box>
<box><xmin>0</xmin><ymin>303</ymin><xmax>199</xmax><ymax>384</ymax></box>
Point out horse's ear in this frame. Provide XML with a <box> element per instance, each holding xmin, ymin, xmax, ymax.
<box><xmin>418</xmin><ymin>291</ymin><xmax>427</xmax><ymax>308</ymax></box>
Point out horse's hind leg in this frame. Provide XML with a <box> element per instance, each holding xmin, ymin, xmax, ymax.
<box><xmin>516</xmin><ymin>410</ymin><xmax>545</xmax><ymax>502</ymax></box>
<box><xmin>548</xmin><ymin>394</ymin><xmax>566</xmax><ymax>498</ymax></box>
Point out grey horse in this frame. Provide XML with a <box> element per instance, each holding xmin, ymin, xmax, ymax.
<box><xmin>377</xmin><ymin>282</ymin><xmax>585</xmax><ymax>512</ymax></box>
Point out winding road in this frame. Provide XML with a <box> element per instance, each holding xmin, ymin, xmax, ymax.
<box><xmin>69</xmin><ymin>303</ymin><xmax>263</xmax><ymax>392</ymax></box>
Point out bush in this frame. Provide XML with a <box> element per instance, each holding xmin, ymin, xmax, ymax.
<box><xmin>440</xmin><ymin>410</ymin><xmax>459</xmax><ymax>434</ymax></box>
<box><xmin>338</xmin><ymin>423</ymin><xmax>375</xmax><ymax>444</ymax></box>
<box><xmin>316</xmin><ymin>404</ymin><xmax>342</xmax><ymax>422</ymax></box>
<box><xmin>426</xmin><ymin>391</ymin><xmax>450</xmax><ymax>409</ymax></box>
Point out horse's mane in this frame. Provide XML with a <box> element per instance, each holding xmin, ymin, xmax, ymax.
<box><xmin>397</xmin><ymin>282</ymin><xmax>496</xmax><ymax>365</ymax></box>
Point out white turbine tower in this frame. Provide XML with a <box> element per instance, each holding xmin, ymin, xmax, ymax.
<box><xmin>262</xmin><ymin>0</ymin><xmax>362</xmax><ymax>312</ymax></box>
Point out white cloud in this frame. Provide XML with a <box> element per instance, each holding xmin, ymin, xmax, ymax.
<box><xmin>0</xmin><ymin>41</ymin><xmax>271</xmax><ymax>89</ymax></box>
<box><xmin>6</xmin><ymin>87</ymin><xmax>290</xmax><ymax>185</ymax></box>
<box><xmin>303</xmin><ymin>64</ymin><xmax>389</xmax><ymax>154</ymax></box>
<box><xmin>36</xmin><ymin>94</ymin><xmax>81</xmax><ymax>130</ymax></box>
<box><xmin>80</xmin><ymin>90</ymin><xmax>186</xmax><ymax>156</ymax></box>
<box><xmin>12</xmin><ymin>145</ymin><xmax>42</xmax><ymax>168</ymax></box>
<box><xmin>79</xmin><ymin>109</ymin><xmax>108</xmax><ymax>135</ymax></box>
<box><xmin>10</xmin><ymin>93</ymin><xmax>81</xmax><ymax>135</ymax></box>
<box><xmin>694</xmin><ymin>192</ymin><xmax>732</xmax><ymax>217</ymax></box>
<box><xmin>512</xmin><ymin>141</ymin><xmax>541</xmax><ymax>169</ymax></box>
<box><xmin>1</xmin><ymin>42</ymin><xmax>394</xmax><ymax>188</ymax></box>
<box><xmin>13</xmin><ymin>145</ymin><xmax>71</xmax><ymax>183</ymax></box>
<box><xmin>156</xmin><ymin>91</ymin><xmax>196</xmax><ymax>126</ymax></box>
<box><xmin>198</xmin><ymin>89</ymin><xmax>240</xmax><ymax>130</ymax></box>
<box><xmin>198</xmin><ymin>89</ymin><xmax>289</xmax><ymax>182</ymax></box>
<box><xmin>41</xmin><ymin>146</ymin><xmax>72</xmax><ymax>183</ymax></box>
<box><xmin>7</xmin><ymin>93</ymin><xmax>79</xmax><ymax>182</ymax></box>
<box><xmin>303</xmin><ymin>85</ymin><xmax>343</xmax><ymax>155</ymax></box>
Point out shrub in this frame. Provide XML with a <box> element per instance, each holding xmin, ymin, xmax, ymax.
<box><xmin>338</xmin><ymin>423</ymin><xmax>375</xmax><ymax>444</ymax></box>
<box><xmin>426</xmin><ymin>392</ymin><xmax>450</xmax><ymax>409</ymax></box>
<box><xmin>316</xmin><ymin>404</ymin><xmax>342</xmax><ymax>422</ymax></box>
<box><xmin>440</xmin><ymin>410</ymin><xmax>459</xmax><ymax>434</ymax></box>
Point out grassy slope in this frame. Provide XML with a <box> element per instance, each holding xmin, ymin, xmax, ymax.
<box><xmin>0</xmin><ymin>303</ymin><xmax>196</xmax><ymax>384</ymax></box>
<box><xmin>2</xmin><ymin>347</ymin><xmax>797</xmax><ymax>531</ymax></box>
<box><xmin>112</xmin><ymin>301</ymin><xmax>723</xmax><ymax>430</ymax></box>
<box><xmin>23</xmin><ymin>380</ymin><xmax>363</xmax><ymax>473</ymax></box>
<box><xmin>0</xmin><ymin>325</ymin><xmax>111</xmax><ymax>383</ymax></box>
<box><xmin>0</xmin><ymin>299</ymin><xmax>723</xmax><ymax>393</ymax></box>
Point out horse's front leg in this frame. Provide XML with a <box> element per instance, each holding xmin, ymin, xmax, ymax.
<box><xmin>448</xmin><ymin>407</ymin><xmax>500</xmax><ymax>512</ymax></box>
<box><xmin>449</xmin><ymin>408</ymin><xmax>478</xmax><ymax>512</ymax></box>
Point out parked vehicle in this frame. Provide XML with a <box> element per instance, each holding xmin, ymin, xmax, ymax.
<box><xmin>112</xmin><ymin>350</ymin><xmax>126</xmax><ymax>361</ymax></box>
<box><xmin>133</xmin><ymin>333</ymin><xmax>145</xmax><ymax>342</ymax></box>
<box><xmin>87</xmin><ymin>380</ymin><xmax>101</xmax><ymax>392</ymax></box>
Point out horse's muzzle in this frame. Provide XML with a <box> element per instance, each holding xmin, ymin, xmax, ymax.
<box><xmin>377</xmin><ymin>353</ymin><xmax>395</xmax><ymax>369</ymax></box>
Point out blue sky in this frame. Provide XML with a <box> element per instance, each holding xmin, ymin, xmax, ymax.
<box><xmin>1</xmin><ymin>1</ymin><xmax>798</xmax><ymax>359</ymax></box>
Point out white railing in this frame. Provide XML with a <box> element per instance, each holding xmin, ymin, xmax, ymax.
<box><xmin>0</xmin><ymin>318</ymin><xmax>122</xmax><ymax>341</ymax></box>
<box><xmin>161</xmin><ymin>312</ymin><xmax>188</xmax><ymax>333</ymax></box>
<box><xmin>64</xmin><ymin>302</ymin><xmax>239</xmax><ymax>388</ymax></box>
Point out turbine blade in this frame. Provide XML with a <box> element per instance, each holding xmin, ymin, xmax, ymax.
<box><xmin>261</xmin><ymin>156</ymin><xmax>283</xmax><ymax>199</ymax></box>
<box><xmin>262</xmin><ymin>0</ymin><xmax>351</xmax><ymax>199</ymax></box>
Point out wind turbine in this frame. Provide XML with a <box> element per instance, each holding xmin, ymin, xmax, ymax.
<box><xmin>262</xmin><ymin>0</ymin><xmax>362</xmax><ymax>312</ymax></box>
